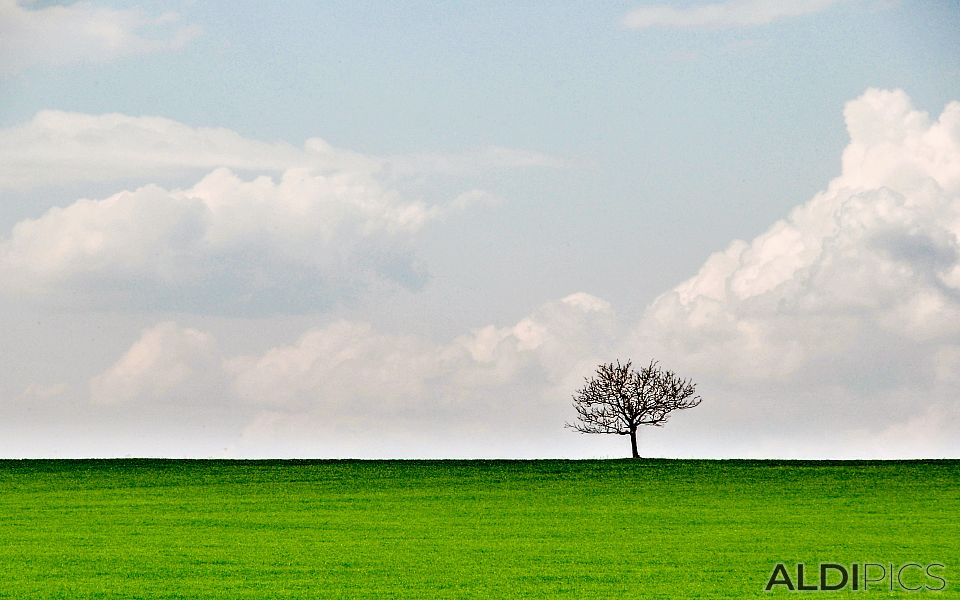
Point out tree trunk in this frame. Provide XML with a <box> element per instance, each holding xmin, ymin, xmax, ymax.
<box><xmin>629</xmin><ymin>428</ymin><xmax>639</xmax><ymax>459</ymax></box>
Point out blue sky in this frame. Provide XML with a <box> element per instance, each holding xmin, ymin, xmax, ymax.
<box><xmin>1</xmin><ymin>0</ymin><xmax>959</xmax><ymax>458</ymax></box>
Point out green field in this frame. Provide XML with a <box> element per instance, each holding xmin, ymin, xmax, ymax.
<box><xmin>0</xmin><ymin>460</ymin><xmax>956</xmax><ymax>598</ymax></box>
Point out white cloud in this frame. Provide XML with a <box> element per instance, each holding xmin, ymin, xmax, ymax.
<box><xmin>0</xmin><ymin>111</ymin><xmax>566</xmax><ymax>312</ymax></box>
<box><xmin>0</xmin><ymin>110</ymin><xmax>376</xmax><ymax>189</ymax></box>
<box><xmin>0</xmin><ymin>110</ymin><xmax>564</xmax><ymax>190</ymax></box>
<box><xmin>630</xmin><ymin>88</ymin><xmax>960</xmax><ymax>455</ymax></box>
<box><xmin>640</xmin><ymin>88</ymin><xmax>960</xmax><ymax>376</ymax></box>
<box><xmin>86</xmin><ymin>294</ymin><xmax>619</xmax><ymax>456</ymax></box>
<box><xmin>0</xmin><ymin>0</ymin><xmax>200</xmax><ymax>75</ymax></box>
<box><xmin>227</xmin><ymin>292</ymin><xmax>617</xmax><ymax>414</ymax></box>
<box><xmin>0</xmin><ymin>166</ymin><xmax>442</xmax><ymax>313</ymax></box>
<box><xmin>623</xmin><ymin>0</ymin><xmax>841</xmax><ymax>30</ymax></box>
<box><xmin>17</xmin><ymin>88</ymin><xmax>960</xmax><ymax>459</ymax></box>
<box><xmin>89</xmin><ymin>322</ymin><xmax>223</xmax><ymax>406</ymax></box>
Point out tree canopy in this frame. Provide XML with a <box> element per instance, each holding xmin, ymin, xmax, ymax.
<box><xmin>567</xmin><ymin>360</ymin><xmax>701</xmax><ymax>458</ymax></box>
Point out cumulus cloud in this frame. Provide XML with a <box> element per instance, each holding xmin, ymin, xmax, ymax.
<box><xmin>226</xmin><ymin>292</ymin><xmax>616</xmax><ymax>419</ymax></box>
<box><xmin>641</xmin><ymin>88</ymin><xmax>960</xmax><ymax>377</ymax></box>
<box><xmin>0</xmin><ymin>110</ymin><xmax>565</xmax><ymax>312</ymax></box>
<box><xmin>0</xmin><ymin>111</ymin><xmax>563</xmax><ymax>189</ymax></box>
<box><xmin>86</xmin><ymin>294</ymin><xmax>619</xmax><ymax>456</ymax></box>
<box><xmin>0</xmin><ymin>0</ymin><xmax>199</xmax><ymax>75</ymax></box>
<box><xmin>0</xmin><ymin>166</ymin><xmax>447</xmax><ymax>313</ymax></box>
<box><xmin>623</xmin><ymin>0</ymin><xmax>840</xmax><ymax>30</ymax></box>
<box><xmin>633</xmin><ymin>88</ymin><xmax>960</xmax><ymax>455</ymax></box>
<box><xmin>90</xmin><ymin>322</ymin><xmax>223</xmax><ymax>406</ymax></box>
<box><xmin>18</xmin><ymin>88</ymin><xmax>960</xmax><ymax>458</ymax></box>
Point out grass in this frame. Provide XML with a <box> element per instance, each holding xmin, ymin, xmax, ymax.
<box><xmin>0</xmin><ymin>459</ymin><xmax>956</xmax><ymax>598</ymax></box>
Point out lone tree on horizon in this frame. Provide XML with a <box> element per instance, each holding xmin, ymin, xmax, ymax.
<box><xmin>567</xmin><ymin>360</ymin><xmax>702</xmax><ymax>459</ymax></box>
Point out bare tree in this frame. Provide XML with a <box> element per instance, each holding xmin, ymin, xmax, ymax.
<box><xmin>566</xmin><ymin>360</ymin><xmax>701</xmax><ymax>458</ymax></box>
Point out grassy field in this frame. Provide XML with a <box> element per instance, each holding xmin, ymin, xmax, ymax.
<box><xmin>0</xmin><ymin>459</ymin><xmax>956</xmax><ymax>598</ymax></box>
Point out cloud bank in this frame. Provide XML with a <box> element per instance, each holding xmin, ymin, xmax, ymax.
<box><xmin>0</xmin><ymin>111</ymin><xmax>559</xmax><ymax>312</ymax></box>
<box><xmin>623</xmin><ymin>0</ymin><xmax>840</xmax><ymax>30</ymax></box>
<box><xmin>0</xmin><ymin>0</ymin><xmax>199</xmax><ymax>75</ymax></box>
<box><xmin>634</xmin><ymin>88</ymin><xmax>960</xmax><ymax>456</ymax></box>
<box><xmin>0</xmin><ymin>110</ymin><xmax>562</xmax><ymax>189</ymax></box>
<box><xmin>0</xmin><ymin>166</ymin><xmax>443</xmax><ymax>313</ymax></box>
<box><xmin>78</xmin><ymin>294</ymin><xmax>618</xmax><ymax>457</ymax></box>
<box><xmin>641</xmin><ymin>89</ymin><xmax>960</xmax><ymax>379</ymax></box>
<box><xmin>6</xmin><ymin>88</ymin><xmax>958</xmax><ymax>458</ymax></box>
<box><xmin>0</xmin><ymin>111</ymin><xmax>376</xmax><ymax>189</ymax></box>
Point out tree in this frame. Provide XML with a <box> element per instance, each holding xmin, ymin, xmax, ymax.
<box><xmin>566</xmin><ymin>359</ymin><xmax>702</xmax><ymax>458</ymax></box>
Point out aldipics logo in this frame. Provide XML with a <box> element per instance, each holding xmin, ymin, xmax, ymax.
<box><xmin>765</xmin><ymin>563</ymin><xmax>946</xmax><ymax>592</ymax></box>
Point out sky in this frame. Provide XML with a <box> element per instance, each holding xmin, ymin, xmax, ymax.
<box><xmin>1</xmin><ymin>0</ymin><xmax>959</xmax><ymax>458</ymax></box>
